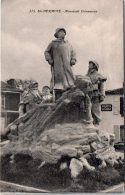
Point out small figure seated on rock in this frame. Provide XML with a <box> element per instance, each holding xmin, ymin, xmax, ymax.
<box><xmin>19</xmin><ymin>81</ymin><xmax>42</xmax><ymax>117</ymax></box>
<box><xmin>41</xmin><ymin>86</ymin><xmax>53</xmax><ymax>103</ymax></box>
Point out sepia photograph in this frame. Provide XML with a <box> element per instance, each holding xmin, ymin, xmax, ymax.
<box><xmin>0</xmin><ymin>0</ymin><xmax>124</xmax><ymax>193</ymax></box>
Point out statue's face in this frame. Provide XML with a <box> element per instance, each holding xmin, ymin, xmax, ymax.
<box><xmin>88</xmin><ymin>62</ymin><xmax>96</xmax><ymax>73</ymax></box>
<box><xmin>89</xmin><ymin>62</ymin><xmax>95</xmax><ymax>69</ymax></box>
<box><xmin>42</xmin><ymin>88</ymin><xmax>50</xmax><ymax>95</ymax></box>
<box><xmin>101</xmin><ymin>135</ymin><xmax>109</xmax><ymax>146</ymax></box>
<box><xmin>31</xmin><ymin>82</ymin><xmax>38</xmax><ymax>90</ymax></box>
<box><xmin>57</xmin><ymin>30</ymin><xmax>66</xmax><ymax>38</ymax></box>
<box><xmin>33</xmin><ymin>83</ymin><xmax>38</xmax><ymax>89</ymax></box>
<box><xmin>34</xmin><ymin>83</ymin><xmax>38</xmax><ymax>88</ymax></box>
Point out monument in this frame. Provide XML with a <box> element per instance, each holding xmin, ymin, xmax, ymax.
<box><xmin>1</xmin><ymin>74</ymin><xmax>124</xmax><ymax>183</ymax></box>
<box><xmin>1</xmin><ymin>29</ymin><xmax>124</xmax><ymax>192</ymax></box>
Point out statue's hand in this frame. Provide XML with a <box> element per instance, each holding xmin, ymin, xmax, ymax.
<box><xmin>99</xmin><ymin>95</ymin><xmax>105</xmax><ymax>102</ymax></box>
<box><xmin>70</xmin><ymin>59</ymin><xmax>76</xmax><ymax>65</ymax></box>
<box><xmin>48</xmin><ymin>59</ymin><xmax>53</xmax><ymax>65</ymax></box>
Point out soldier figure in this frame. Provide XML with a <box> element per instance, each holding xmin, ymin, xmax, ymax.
<box><xmin>86</xmin><ymin>60</ymin><xmax>107</xmax><ymax>127</ymax></box>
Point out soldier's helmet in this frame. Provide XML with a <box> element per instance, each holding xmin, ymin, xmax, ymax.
<box><xmin>29</xmin><ymin>81</ymin><xmax>38</xmax><ymax>89</ymax></box>
<box><xmin>89</xmin><ymin>60</ymin><xmax>99</xmax><ymax>71</ymax></box>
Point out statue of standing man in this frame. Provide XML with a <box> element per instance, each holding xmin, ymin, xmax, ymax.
<box><xmin>44</xmin><ymin>28</ymin><xmax>76</xmax><ymax>100</ymax></box>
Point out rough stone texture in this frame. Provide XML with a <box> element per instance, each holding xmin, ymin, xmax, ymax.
<box><xmin>1</xmin><ymin>87</ymin><xmax>124</xmax><ymax>177</ymax></box>
<box><xmin>70</xmin><ymin>158</ymin><xmax>83</xmax><ymax>178</ymax></box>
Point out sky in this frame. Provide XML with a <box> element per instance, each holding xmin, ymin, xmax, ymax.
<box><xmin>1</xmin><ymin>0</ymin><xmax>124</xmax><ymax>90</ymax></box>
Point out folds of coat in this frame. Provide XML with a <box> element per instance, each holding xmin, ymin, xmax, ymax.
<box><xmin>44</xmin><ymin>39</ymin><xmax>76</xmax><ymax>91</ymax></box>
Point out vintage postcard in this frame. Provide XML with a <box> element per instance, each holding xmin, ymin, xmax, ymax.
<box><xmin>0</xmin><ymin>0</ymin><xmax>124</xmax><ymax>193</ymax></box>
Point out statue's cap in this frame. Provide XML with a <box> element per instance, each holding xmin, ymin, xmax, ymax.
<box><xmin>54</xmin><ymin>28</ymin><xmax>66</xmax><ymax>38</ymax></box>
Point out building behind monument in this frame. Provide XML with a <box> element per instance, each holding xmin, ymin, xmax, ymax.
<box><xmin>1</xmin><ymin>79</ymin><xmax>23</xmax><ymax>134</ymax></box>
<box><xmin>100</xmin><ymin>87</ymin><xmax>124</xmax><ymax>144</ymax></box>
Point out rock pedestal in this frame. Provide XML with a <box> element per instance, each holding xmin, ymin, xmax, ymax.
<box><xmin>1</xmin><ymin>87</ymin><xmax>124</xmax><ymax>179</ymax></box>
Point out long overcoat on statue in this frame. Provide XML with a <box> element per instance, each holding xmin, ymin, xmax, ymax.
<box><xmin>44</xmin><ymin>38</ymin><xmax>76</xmax><ymax>91</ymax></box>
